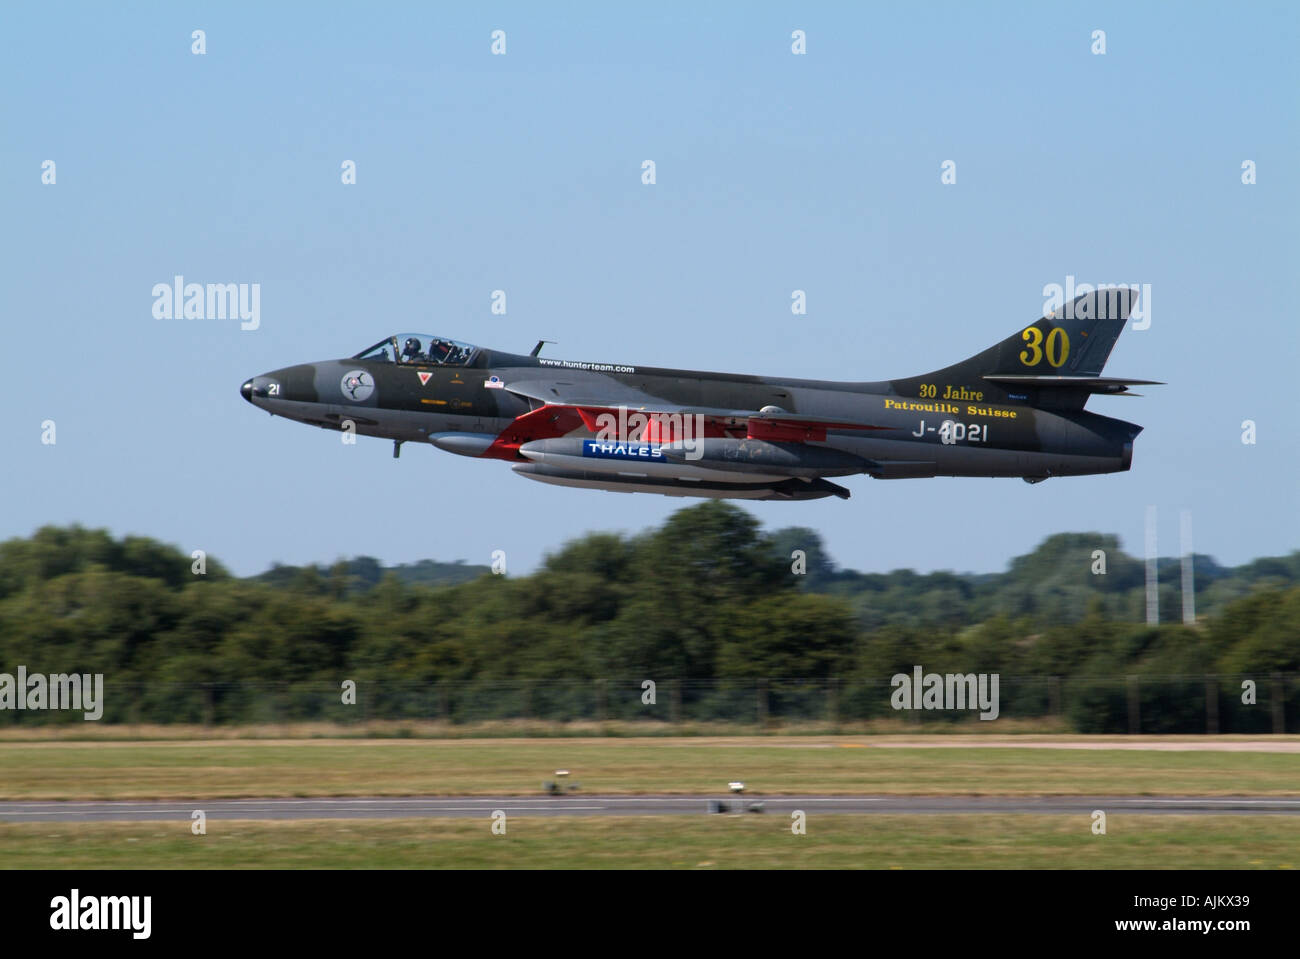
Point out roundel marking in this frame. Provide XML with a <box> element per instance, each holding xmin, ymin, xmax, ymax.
<box><xmin>340</xmin><ymin>369</ymin><xmax>375</xmax><ymax>402</ymax></box>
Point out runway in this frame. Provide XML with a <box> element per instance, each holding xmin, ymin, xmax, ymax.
<box><xmin>3</xmin><ymin>795</ymin><xmax>1300</xmax><ymax>822</ymax></box>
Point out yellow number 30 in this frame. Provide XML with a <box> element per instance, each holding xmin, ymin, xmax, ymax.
<box><xmin>1020</xmin><ymin>327</ymin><xmax>1069</xmax><ymax>368</ymax></box>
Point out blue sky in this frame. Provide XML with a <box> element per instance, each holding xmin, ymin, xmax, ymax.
<box><xmin>3</xmin><ymin>2</ymin><xmax>1296</xmax><ymax>577</ymax></box>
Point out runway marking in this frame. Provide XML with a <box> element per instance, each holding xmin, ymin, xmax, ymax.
<box><xmin>1113</xmin><ymin>799</ymin><xmax>1300</xmax><ymax>806</ymax></box>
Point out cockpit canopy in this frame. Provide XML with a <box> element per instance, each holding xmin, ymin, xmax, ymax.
<box><xmin>353</xmin><ymin>334</ymin><xmax>477</xmax><ymax>366</ymax></box>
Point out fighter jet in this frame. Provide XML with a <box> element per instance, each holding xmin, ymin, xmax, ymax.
<box><xmin>240</xmin><ymin>288</ymin><xmax>1159</xmax><ymax>501</ymax></box>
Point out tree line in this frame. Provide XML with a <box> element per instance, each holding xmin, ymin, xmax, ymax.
<box><xmin>0</xmin><ymin>505</ymin><xmax>1295</xmax><ymax>731</ymax></box>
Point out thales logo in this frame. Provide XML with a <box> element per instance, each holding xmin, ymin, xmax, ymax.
<box><xmin>582</xmin><ymin>441</ymin><xmax>663</xmax><ymax>461</ymax></box>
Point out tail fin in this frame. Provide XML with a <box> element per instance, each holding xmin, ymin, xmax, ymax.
<box><xmin>893</xmin><ymin>287</ymin><xmax>1154</xmax><ymax>410</ymax></box>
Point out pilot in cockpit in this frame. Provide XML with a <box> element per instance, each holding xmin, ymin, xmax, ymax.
<box><xmin>402</xmin><ymin>337</ymin><xmax>424</xmax><ymax>363</ymax></box>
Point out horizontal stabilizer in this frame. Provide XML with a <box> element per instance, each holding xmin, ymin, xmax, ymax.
<box><xmin>982</xmin><ymin>374</ymin><xmax>1163</xmax><ymax>396</ymax></box>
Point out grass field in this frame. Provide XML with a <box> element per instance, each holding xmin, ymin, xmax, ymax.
<box><xmin>2</xmin><ymin>815</ymin><xmax>1296</xmax><ymax>869</ymax></box>
<box><xmin>1</xmin><ymin>737</ymin><xmax>1297</xmax><ymax>800</ymax></box>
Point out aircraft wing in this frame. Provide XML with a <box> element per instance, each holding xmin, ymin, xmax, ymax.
<box><xmin>501</xmin><ymin>378</ymin><xmax>749</xmax><ymax>418</ymax></box>
<box><xmin>497</xmin><ymin>378</ymin><xmax>887</xmax><ymax>445</ymax></box>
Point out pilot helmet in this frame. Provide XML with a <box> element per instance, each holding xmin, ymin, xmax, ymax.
<box><xmin>403</xmin><ymin>337</ymin><xmax>422</xmax><ymax>356</ymax></box>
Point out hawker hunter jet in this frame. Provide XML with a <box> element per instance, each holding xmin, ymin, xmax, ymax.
<box><xmin>240</xmin><ymin>288</ymin><xmax>1158</xmax><ymax>501</ymax></box>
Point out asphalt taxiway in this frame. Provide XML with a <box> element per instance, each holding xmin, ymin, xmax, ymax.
<box><xmin>2</xmin><ymin>795</ymin><xmax>1299</xmax><ymax>822</ymax></box>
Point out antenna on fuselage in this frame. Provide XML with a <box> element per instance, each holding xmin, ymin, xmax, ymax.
<box><xmin>530</xmin><ymin>340</ymin><xmax>556</xmax><ymax>357</ymax></box>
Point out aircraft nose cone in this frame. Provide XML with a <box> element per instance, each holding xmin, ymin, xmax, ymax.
<box><xmin>240</xmin><ymin>379</ymin><xmax>254</xmax><ymax>403</ymax></box>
